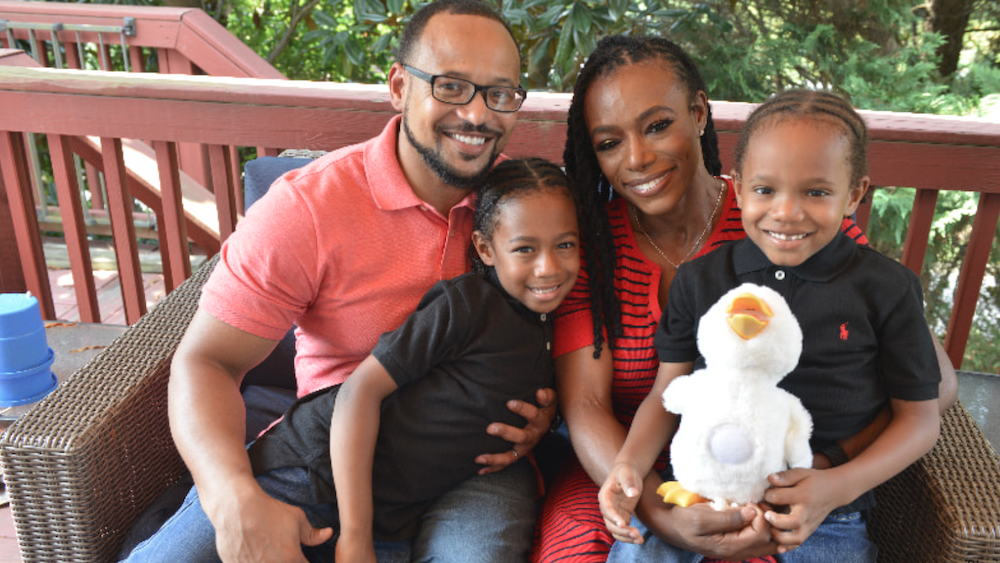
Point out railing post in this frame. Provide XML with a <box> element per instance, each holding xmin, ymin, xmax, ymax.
<box><xmin>48</xmin><ymin>132</ymin><xmax>101</xmax><ymax>322</ymax></box>
<box><xmin>945</xmin><ymin>191</ymin><xmax>1000</xmax><ymax>368</ymax></box>
<box><xmin>0</xmin><ymin>130</ymin><xmax>54</xmax><ymax>317</ymax></box>
<box><xmin>100</xmin><ymin>136</ymin><xmax>146</xmax><ymax>324</ymax></box>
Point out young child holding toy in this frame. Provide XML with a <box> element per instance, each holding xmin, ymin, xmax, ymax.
<box><xmin>598</xmin><ymin>89</ymin><xmax>942</xmax><ymax>563</ymax></box>
<box><xmin>246</xmin><ymin>157</ymin><xmax>581</xmax><ymax>562</ymax></box>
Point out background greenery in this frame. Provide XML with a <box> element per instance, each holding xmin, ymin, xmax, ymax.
<box><xmin>68</xmin><ymin>0</ymin><xmax>1000</xmax><ymax>371</ymax></box>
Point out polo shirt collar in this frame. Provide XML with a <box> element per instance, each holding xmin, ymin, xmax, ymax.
<box><xmin>733</xmin><ymin>230</ymin><xmax>857</xmax><ymax>282</ymax></box>
<box><xmin>485</xmin><ymin>268</ymin><xmax>551</xmax><ymax>324</ymax></box>
<box><xmin>365</xmin><ymin>114</ymin><xmax>477</xmax><ymax>214</ymax></box>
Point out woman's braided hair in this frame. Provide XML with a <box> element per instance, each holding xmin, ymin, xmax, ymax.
<box><xmin>734</xmin><ymin>89</ymin><xmax>869</xmax><ymax>186</ymax></box>
<box><xmin>469</xmin><ymin>157</ymin><xmax>575</xmax><ymax>274</ymax></box>
<box><xmin>563</xmin><ymin>35</ymin><xmax>721</xmax><ymax>358</ymax></box>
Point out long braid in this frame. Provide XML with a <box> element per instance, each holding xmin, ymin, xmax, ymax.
<box><xmin>564</xmin><ymin>35</ymin><xmax>721</xmax><ymax>358</ymax></box>
<box><xmin>734</xmin><ymin>89</ymin><xmax>869</xmax><ymax>185</ymax></box>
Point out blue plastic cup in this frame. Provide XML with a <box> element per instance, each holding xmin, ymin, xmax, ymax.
<box><xmin>0</xmin><ymin>293</ymin><xmax>58</xmax><ymax>407</ymax></box>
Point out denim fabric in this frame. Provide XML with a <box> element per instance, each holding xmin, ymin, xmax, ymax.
<box><xmin>119</xmin><ymin>466</ymin><xmax>412</xmax><ymax>563</ymax></box>
<box><xmin>413</xmin><ymin>459</ymin><xmax>538</xmax><ymax>563</ymax></box>
<box><xmin>605</xmin><ymin>515</ymin><xmax>705</xmax><ymax>563</ymax></box>
<box><xmin>606</xmin><ymin>510</ymin><xmax>876</xmax><ymax>563</ymax></box>
<box><xmin>776</xmin><ymin>511</ymin><xmax>877</xmax><ymax>563</ymax></box>
<box><xmin>119</xmin><ymin>461</ymin><xmax>537</xmax><ymax>563</ymax></box>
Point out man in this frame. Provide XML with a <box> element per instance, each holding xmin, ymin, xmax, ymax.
<box><xmin>119</xmin><ymin>2</ymin><xmax>554</xmax><ymax>562</ymax></box>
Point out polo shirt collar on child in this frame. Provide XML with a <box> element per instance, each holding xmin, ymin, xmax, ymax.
<box><xmin>485</xmin><ymin>267</ymin><xmax>553</xmax><ymax>325</ymax></box>
<box><xmin>732</xmin><ymin>231</ymin><xmax>858</xmax><ymax>283</ymax></box>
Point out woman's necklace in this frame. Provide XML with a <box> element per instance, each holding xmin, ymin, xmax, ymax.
<box><xmin>632</xmin><ymin>179</ymin><xmax>726</xmax><ymax>269</ymax></box>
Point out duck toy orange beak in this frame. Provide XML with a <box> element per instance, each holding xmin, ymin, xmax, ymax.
<box><xmin>725</xmin><ymin>293</ymin><xmax>773</xmax><ymax>340</ymax></box>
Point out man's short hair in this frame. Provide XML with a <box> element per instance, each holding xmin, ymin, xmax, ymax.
<box><xmin>397</xmin><ymin>0</ymin><xmax>520</xmax><ymax>66</ymax></box>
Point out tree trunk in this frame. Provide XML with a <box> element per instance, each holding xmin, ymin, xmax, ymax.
<box><xmin>925</xmin><ymin>0</ymin><xmax>975</xmax><ymax>77</ymax></box>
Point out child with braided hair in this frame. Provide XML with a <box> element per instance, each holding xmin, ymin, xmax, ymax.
<box><xmin>245</xmin><ymin>157</ymin><xmax>581</xmax><ymax>562</ymax></box>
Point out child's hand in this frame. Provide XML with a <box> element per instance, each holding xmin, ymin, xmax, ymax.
<box><xmin>598</xmin><ymin>463</ymin><xmax>646</xmax><ymax>543</ymax></box>
<box><xmin>762</xmin><ymin>468</ymin><xmax>843</xmax><ymax>553</ymax></box>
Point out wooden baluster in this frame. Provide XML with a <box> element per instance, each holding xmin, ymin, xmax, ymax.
<box><xmin>154</xmin><ymin>140</ymin><xmax>191</xmax><ymax>292</ymax></box>
<box><xmin>945</xmin><ymin>192</ymin><xmax>1000</xmax><ymax>369</ymax></box>
<box><xmin>48</xmin><ymin>133</ymin><xmax>100</xmax><ymax>323</ymax></box>
<box><xmin>208</xmin><ymin>144</ymin><xmax>237</xmax><ymax>243</ymax></box>
<box><xmin>100</xmin><ymin>137</ymin><xmax>146</xmax><ymax>324</ymax></box>
<box><xmin>901</xmin><ymin>189</ymin><xmax>940</xmax><ymax>276</ymax></box>
<box><xmin>0</xmin><ymin>131</ymin><xmax>55</xmax><ymax>318</ymax></box>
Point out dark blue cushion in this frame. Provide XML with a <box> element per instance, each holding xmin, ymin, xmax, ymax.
<box><xmin>244</xmin><ymin>157</ymin><xmax>314</xmax><ymax>210</ymax></box>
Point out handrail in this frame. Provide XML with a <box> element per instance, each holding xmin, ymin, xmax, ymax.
<box><xmin>0</xmin><ymin>0</ymin><xmax>282</xmax><ymax>78</ymax></box>
<box><xmin>0</xmin><ymin>64</ymin><xmax>998</xmax><ymax>368</ymax></box>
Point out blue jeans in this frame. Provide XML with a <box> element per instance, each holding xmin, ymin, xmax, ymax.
<box><xmin>119</xmin><ymin>461</ymin><xmax>537</xmax><ymax>563</ymax></box>
<box><xmin>607</xmin><ymin>511</ymin><xmax>876</xmax><ymax>563</ymax></box>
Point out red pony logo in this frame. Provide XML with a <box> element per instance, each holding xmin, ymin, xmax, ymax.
<box><xmin>839</xmin><ymin>322</ymin><xmax>849</xmax><ymax>341</ymax></box>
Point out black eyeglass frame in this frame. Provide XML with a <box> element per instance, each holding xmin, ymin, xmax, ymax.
<box><xmin>402</xmin><ymin>64</ymin><xmax>527</xmax><ymax>113</ymax></box>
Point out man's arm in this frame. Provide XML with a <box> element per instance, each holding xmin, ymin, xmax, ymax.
<box><xmin>169</xmin><ymin>309</ymin><xmax>332</xmax><ymax>563</ymax></box>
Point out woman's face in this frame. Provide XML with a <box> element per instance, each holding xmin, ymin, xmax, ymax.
<box><xmin>584</xmin><ymin>60</ymin><xmax>707</xmax><ymax>217</ymax></box>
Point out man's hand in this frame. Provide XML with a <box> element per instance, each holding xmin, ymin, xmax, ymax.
<box><xmin>475</xmin><ymin>388</ymin><xmax>557</xmax><ymax>474</ymax></box>
<box><xmin>212</xmin><ymin>487</ymin><xmax>333</xmax><ymax>563</ymax></box>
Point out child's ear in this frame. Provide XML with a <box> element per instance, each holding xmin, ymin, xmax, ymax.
<box><xmin>472</xmin><ymin>231</ymin><xmax>496</xmax><ymax>266</ymax></box>
<box><xmin>844</xmin><ymin>176</ymin><xmax>869</xmax><ymax>217</ymax></box>
<box><xmin>730</xmin><ymin>170</ymin><xmax>743</xmax><ymax>208</ymax></box>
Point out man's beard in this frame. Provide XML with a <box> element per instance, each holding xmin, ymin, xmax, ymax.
<box><xmin>402</xmin><ymin>114</ymin><xmax>501</xmax><ymax>190</ymax></box>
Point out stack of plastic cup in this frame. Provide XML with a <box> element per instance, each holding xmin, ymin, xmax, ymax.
<box><xmin>0</xmin><ymin>292</ymin><xmax>58</xmax><ymax>408</ymax></box>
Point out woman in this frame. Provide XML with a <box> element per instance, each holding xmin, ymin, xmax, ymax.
<box><xmin>532</xmin><ymin>35</ymin><xmax>956</xmax><ymax>563</ymax></box>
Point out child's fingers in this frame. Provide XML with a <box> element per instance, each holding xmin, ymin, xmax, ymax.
<box><xmin>765</xmin><ymin>510</ymin><xmax>807</xmax><ymax>550</ymax></box>
<box><xmin>604</xmin><ymin>518</ymin><xmax>644</xmax><ymax>545</ymax></box>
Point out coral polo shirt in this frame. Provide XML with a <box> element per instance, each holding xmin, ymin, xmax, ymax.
<box><xmin>201</xmin><ymin>115</ymin><xmax>477</xmax><ymax>396</ymax></box>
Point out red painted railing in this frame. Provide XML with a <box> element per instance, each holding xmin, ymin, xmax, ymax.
<box><xmin>1</xmin><ymin>61</ymin><xmax>998</xmax><ymax>369</ymax></box>
<box><xmin>0</xmin><ymin>6</ymin><xmax>998</xmax><ymax>370</ymax></box>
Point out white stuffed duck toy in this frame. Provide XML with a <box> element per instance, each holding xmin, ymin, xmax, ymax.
<box><xmin>658</xmin><ymin>283</ymin><xmax>813</xmax><ymax>510</ymax></box>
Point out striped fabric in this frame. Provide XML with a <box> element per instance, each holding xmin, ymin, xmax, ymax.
<box><xmin>534</xmin><ymin>179</ymin><xmax>867</xmax><ymax>563</ymax></box>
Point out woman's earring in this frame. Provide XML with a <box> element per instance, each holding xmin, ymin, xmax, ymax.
<box><xmin>699</xmin><ymin>129</ymin><xmax>705</xmax><ymax>137</ymax></box>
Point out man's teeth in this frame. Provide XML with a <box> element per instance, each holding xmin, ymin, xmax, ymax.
<box><xmin>452</xmin><ymin>133</ymin><xmax>486</xmax><ymax>146</ymax></box>
<box><xmin>768</xmin><ymin>231</ymin><xmax>808</xmax><ymax>241</ymax></box>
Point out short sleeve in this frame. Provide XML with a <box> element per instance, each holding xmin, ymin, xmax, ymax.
<box><xmin>876</xmin><ymin>275</ymin><xmax>940</xmax><ymax>401</ymax></box>
<box><xmin>200</xmin><ymin>175</ymin><xmax>320</xmax><ymax>340</ymax></box>
<box><xmin>553</xmin><ymin>265</ymin><xmax>598</xmax><ymax>357</ymax></box>
<box><xmin>372</xmin><ymin>281</ymin><xmax>472</xmax><ymax>388</ymax></box>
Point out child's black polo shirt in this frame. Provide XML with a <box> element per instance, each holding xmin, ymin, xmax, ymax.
<box><xmin>656</xmin><ymin>231</ymin><xmax>941</xmax><ymax>449</ymax></box>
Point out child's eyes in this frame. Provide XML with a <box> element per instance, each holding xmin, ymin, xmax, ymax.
<box><xmin>557</xmin><ymin>241</ymin><xmax>577</xmax><ymax>250</ymax></box>
<box><xmin>752</xmin><ymin>186</ymin><xmax>773</xmax><ymax>195</ymax></box>
<box><xmin>513</xmin><ymin>246</ymin><xmax>534</xmax><ymax>254</ymax></box>
<box><xmin>807</xmin><ymin>189</ymin><xmax>831</xmax><ymax>197</ymax></box>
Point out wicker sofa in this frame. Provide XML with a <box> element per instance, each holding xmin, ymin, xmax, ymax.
<box><xmin>2</xmin><ymin>255</ymin><xmax>1000</xmax><ymax>562</ymax></box>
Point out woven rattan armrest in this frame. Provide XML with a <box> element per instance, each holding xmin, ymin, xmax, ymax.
<box><xmin>870</xmin><ymin>399</ymin><xmax>1000</xmax><ymax>562</ymax></box>
<box><xmin>0</xmin><ymin>255</ymin><xmax>219</xmax><ymax>563</ymax></box>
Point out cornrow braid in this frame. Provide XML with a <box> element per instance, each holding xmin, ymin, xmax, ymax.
<box><xmin>563</xmin><ymin>34</ymin><xmax>721</xmax><ymax>358</ymax></box>
<box><xmin>734</xmin><ymin>89</ymin><xmax>869</xmax><ymax>186</ymax></box>
<box><xmin>469</xmin><ymin>158</ymin><xmax>575</xmax><ymax>274</ymax></box>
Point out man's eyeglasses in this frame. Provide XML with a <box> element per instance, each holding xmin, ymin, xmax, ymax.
<box><xmin>402</xmin><ymin>64</ymin><xmax>527</xmax><ymax>113</ymax></box>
